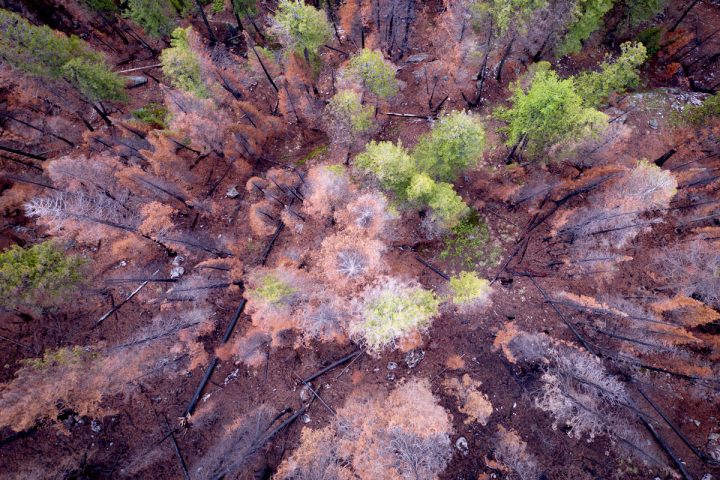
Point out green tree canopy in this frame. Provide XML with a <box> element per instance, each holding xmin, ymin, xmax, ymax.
<box><xmin>448</xmin><ymin>271</ymin><xmax>491</xmax><ymax>306</ymax></box>
<box><xmin>232</xmin><ymin>0</ymin><xmax>257</xmax><ymax>16</ymax></box>
<box><xmin>0</xmin><ymin>242</ymin><xmax>86</xmax><ymax>311</ymax></box>
<box><xmin>574</xmin><ymin>42</ymin><xmax>647</xmax><ymax>107</ymax></box>
<box><xmin>557</xmin><ymin>0</ymin><xmax>615</xmax><ymax>57</ymax></box>
<box><xmin>0</xmin><ymin>9</ymin><xmax>127</xmax><ymax>102</ymax></box>
<box><xmin>470</xmin><ymin>0</ymin><xmax>548</xmax><ymax>35</ymax></box>
<box><xmin>125</xmin><ymin>0</ymin><xmax>175</xmax><ymax>37</ymax></box>
<box><xmin>273</xmin><ymin>0</ymin><xmax>332</xmax><ymax>58</ymax></box>
<box><xmin>626</xmin><ymin>0</ymin><xmax>668</xmax><ymax>26</ymax></box>
<box><xmin>495</xmin><ymin>62</ymin><xmax>607</xmax><ymax>159</ymax></box>
<box><xmin>413</xmin><ymin>111</ymin><xmax>486</xmax><ymax>182</ymax></box>
<box><xmin>325</xmin><ymin>89</ymin><xmax>375</xmax><ymax>140</ymax></box>
<box><xmin>355</xmin><ymin>140</ymin><xmax>415</xmax><ymax>195</ymax></box>
<box><xmin>347</xmin><ymin>49</ymin><xmax>399</xmax><ymax>99</ymax></box>
<box><xmin>161</xmin><ymin>27</ymin><xmax>207</xmax><ymax>97</ymax></box>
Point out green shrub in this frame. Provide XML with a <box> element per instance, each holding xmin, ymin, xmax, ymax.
<box><xmin>325</xmin><ymin>89</ymin><xmax>375</xmax><ymax>143</ymax></box>
<box><xmin>83</xmin><ymin>0</ymin><xmax>118</xmax><ymax>12</ymax></box>
<box><xmin>0</xmin><ymin>242</ymin><xmax>86</xmax><ymax>310</ymax></box>
<box><xmin>347</xmin><ymin>49</ymin><xmax>399</xmax><ymax>98</ymax></box>
<box><xmin>161</xmin><ymin>27</ymin><xmax>207</xmax><ymax>97</ymax></box>
<box><xmin>637</xmin><ymin>27</ymin><xmax>662</xmax><ymax>57</ymax></box>
<box><xmin>627</xmin><ymin>0</ymin><xmax>668</xmax><ymax>26</ymax></box>
<box><xmin>413</xmin><ymin>111</ymin><xmax>486</xmax><ymax>182</ymax></box>
<box><xmin>21</xmin><ymin>346</ymin><xmax>90</xmax><ymax>370</ymax></box>
<box><xmin>440</xmin><ymin>212</ymin><xmax>502</xmax><ymax>269</ymax></box>
<box><xmin>449</xmin><ymin>271</ymin><xmax>491</xmax><ymax>306</ymax></box>
<box><xmin>469</xmin><ymin>0</ymin><xmax>548</xmax><ymax>35</ymax></box>
<box><xmin>250</xmin><ymin>274</ymin><xmax>296</xmax><ymax>306</ymax></box>
<box><xmin>426</xmin><ymin>182</ymin><xmax>470</xmax><ymax>229</ymax></box>
<box><xmin>556</xmin><ymin>0</ymin><xmax>615</xmax><ymax>57</ymax></box>
<box><xmin>495</xmin><ymin>62</ymin><xmax>607</xmax><ymax>159</ymax></box>
<box><xmin>273</xmin><ymin>0</ymin><xmax>332</xmax><ymax>58</ymax></box>
<box><xmin>232</xmin><ymin>0</ymin><xmax>257</xmax><ymax>16</ymax></box>
<box><xmin>355</xmin><ymin>140</ymin><xmax>415</xmax><ymax>195</ymax></box>
<box><xmin>573</xmin><ymin>42</ymin><xmax>647</xmax><ymax>107</ymax></box>
<box><xmin>674</xmin><ymin>93</ymin><xmax>720</xmax><ymax>126</ymax></box>
<box><xmin>132</xmin><ymin>102</ymin><xmax>169</xmax><ymax>128</ymax></box>
<box><xmin>353</xmin><ymin>279</ymin><xmax>440</xmax><ymax>352</ymax></box>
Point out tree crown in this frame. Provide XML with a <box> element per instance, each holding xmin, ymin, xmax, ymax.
<box><xmin>574</xmin><ymin>42</ymin><xmax>647</xmax><ymax>107</ymax></box>
<box><xmin>413</xmin><ymin>110</ymin><xmax>486</xmax><ymax>182</ymax></box>
<box><xmin>161</xmin><ymin>27</ymin><xmax>208</xmax><ymax>97</ymax></box>
<box><xmin>273</xmin><ymin>0</ymin><xmax>332</xmax><ymax>57</ymax></box>
<box><xmin>347</xmin><ymin>49</ymin><xmax>399</xmax><ymax>98</ymax></box>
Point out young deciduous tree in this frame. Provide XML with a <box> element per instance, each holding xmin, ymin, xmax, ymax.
<box><xmin>272</xmin><ymin>0</ymin><xmax>332</xmax><ymax>60</ymax></box>
<box><xmin>351</xmin><ymin>277</ymin><xmax>440</xmax><ymax>352</ymax></box>
<box><xmin>355</xmin><ymin>140</ymin><xmax>416</xmax><ymax>195</ymax></box>
<box><xmin>495</xmin><ymin>62</ymin><xmax>607</xmax><ymax>159</ymax></box>
<box><xmin>324</xmin><ymin>89</ymin><xmax>375</xmax><ymax>148</ymax></box>
<box><xmin>556</xmin><ymin>0</ymin><xmax>615</xmax><ymax>57</ymax></box>
<box><xmin>448</xmin><ymin>271</ymin><xmax>491</xmax><ymax>308</ymax></box>
<box><xmin>413</xmin><ymin>110</ymin><xmax>486</xmax><ymax>182</ymax></box>
<box><xmin>573</xmin><ymin>42</ymin><xmax>647</xmax><ymax>107</ymax></box>
<box><xmin>346</xmin><ymin>49</ymin><xmax>399</xmax><ymax>99</ymax></box>
<box><xmin>0</xmin><ymin>242</ymin><xmax>86</xmax><ymax>311</ymax></box>
<box><xmin>161</xmin><ymin>27</ymin><xmax>208</xmax><ymax>97</ymax></box>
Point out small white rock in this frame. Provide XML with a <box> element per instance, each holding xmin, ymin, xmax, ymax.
<box><xmin>170</xmin><ymin>266</ymin><xmax>185</xmax><ymax>279</ymax></box>
<box><xmin>455</xmin><ymin>436</ymin><xmax>469</xmax><ymax>456</ymax></box>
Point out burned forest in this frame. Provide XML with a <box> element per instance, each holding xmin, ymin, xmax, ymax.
<box><xmin>1</xmin><ymin>0</ymin><xmax>720</xmax><ymax>479</ymax></box>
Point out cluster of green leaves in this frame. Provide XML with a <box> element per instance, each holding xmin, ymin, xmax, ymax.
<box><xmin>125</xmin><ymin>0</ymin><xmax>192</xmax><ymax>37</ymax></box>
<box><xmin>347</xmin><ymin>49</ymin><xmax>399</xmax><ymax>99</ymax></box>
<box><xmin>132</xmin><ymin>102</ymin><xmax>169</xmax><ymax>128</ymax></box>
<box><xmin>407</xmin><ymin>174</ymin><xmax>469</xmax><ymax>228</ymax></box>
<box><xmin>355</xmin><ymin>281</ymin><xmax>440</xmax><ymax>351</ymax></box>
<box><xmin>674</xmin><ymin>93</ymin><xmax>720</xmax><ymax>126</ymax></box>
<box><xmin>439</xmin><ymin>212</ymin><xmax>502</xmax><ymax>268</ymax></box>
<box><xmin>161</xmin><ymin>27</ymin><xmax>207</xmax><ymax>97</ymax></box>
<box><xmin>356</xmin><ymin>111</ymin><xmax>485</xmax><ymax>228</ymax></box>
<box><xmin>556</xmin><ymin>0</ymin><xmax>615</xmax><ymax>57</ymax></box>
<box><xmin>495</xmin><ymin>62</ymin><xmax>607</xmax><ymax>159</ymax></box>
<box><xmin>0</xmin><ymin>242</ymin><xmax>86</xmax><ymax>311</ymax></box>
<box><xmin>637</xmin><ymin>27</ymin><xmax>662</xmax><ymax>57</ymax></box>
<box><xmin>21</xmin><ymin>346</ymin><xmax>93</xmax><ymax>371</ymax></box>
<box><xmin>232</xmin><ymin>0</ymin><xmax>257</xmax><ymax>16</ymax></box>
<box><xmin>0</xmin><ymin>9</ymin><xmax>127</xmax><ymax>102</ymax></box>
<box><xmin>325</xmin><ymin>89</ymin><xmax>375</xmax><ymax>137</ymax></box>
<box><xmin>448</xmin><ymin>271</ymin><xmax>491</xmax><ymax>306</ymax></box>
<box><xmin>626</xmin><ymin>0</ymin><xmax>668</xmax><ymax>26</ymax></box>
<box><xmin>574</xmin><ymin>42</ymin><xmax>647</xmax><ymax>107</ymax></box>
<box><xmin>469</xmin><ymin>0</ymin><xmax>548</xmax><ymax>35</ymax></box>
<box><xmin>273</xmin><ymin>0</ymin><xmax>332</xmax><ymax>58</ymax></box>
<box><xmin>414</xmin><ymin>111</ymin><xmax>486</xmax><ymax>182</ymax></box>
<box><xmin>251</xmin><ymin>274</ymin><xmax>296</xmax><ymax>306</ymax></box>
<box><xmin>83</xmin><ymin>0</ymin><xmax>118</xmax><ymax>12</ymax></box>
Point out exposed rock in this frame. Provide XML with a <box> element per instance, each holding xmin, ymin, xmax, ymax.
<box><xmin>170</xmin><ymin>266</ymin><xmax>185</xmax><ymax>279</ymax></box>
<box><xmin>404</xmin><ymin>349</ymin><xmax>425</xmax><ymax>369</ymax></box>
<box><xmin>126</xmin><ymin>76</ymin><xmax>148</xmax><ymax>88</ymax></box>
<box><xmin>455</xmin><ymin>436</ymin><xmax>469</xmax><ymax>456</ymax></box>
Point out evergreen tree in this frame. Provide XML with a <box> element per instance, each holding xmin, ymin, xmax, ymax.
<box><xmin>232</xmin><ymin>0</ymin><xmax>257</xmax><ymax>16</ymax></box>
<box><xmin>0</xmin><ymin>9</ymin><xmax>127</xmax><ymax>103</ymax></box>
<box><xmin>347</xmin><ymin>49</ymin><xmax>399</xmax><ymax>99</ymax></box>
<box><xmin>557</xmin><ymin>0</ymin><xmax>615</xmax><ymax>57</ymax></box>
<box><xmin>125</xmin><ymin>0</ymin><xmax>179</xmax><ymax>37</ymax></box>
<box><xmin>626</xmin><ymin>0</ymin><xmax>668</xmax><ymax>26</ymax></box>
<box><xmin>273</xmin><ymin>0</ymin><xmax>332</xmax><ymax>59</ymax></box>
<box><xmin>495</xmin><ymin>62</ymin><xmax>607</xmax><ymax>159</ymax></box>
<box><xmin>0</xmin><ymin>242</ymin><xmax>86</xmax><ymax>311</ymax></box>
<box><xmin>573</xmin><ymin>42</ymin><xmax>647</xmax><ymax>107</ymax></box>
<box><xmin>161</xmin><ymin>27</ymin><xmax>207</xmax><ymax>97</ymax></box>
<box><xmin>62</xmin><ymin>57</ymin><xmax>128</xmax><ymax>103</ymax></box>
<box><xmin>413</xmin><ymin>111</ymin><xmax>486</xmax><ymax>182</ymax></box>
<box><xmin>325</xmin><ymin>89</ymin><xmax>375</xmax><ymax>145</ymax></box>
